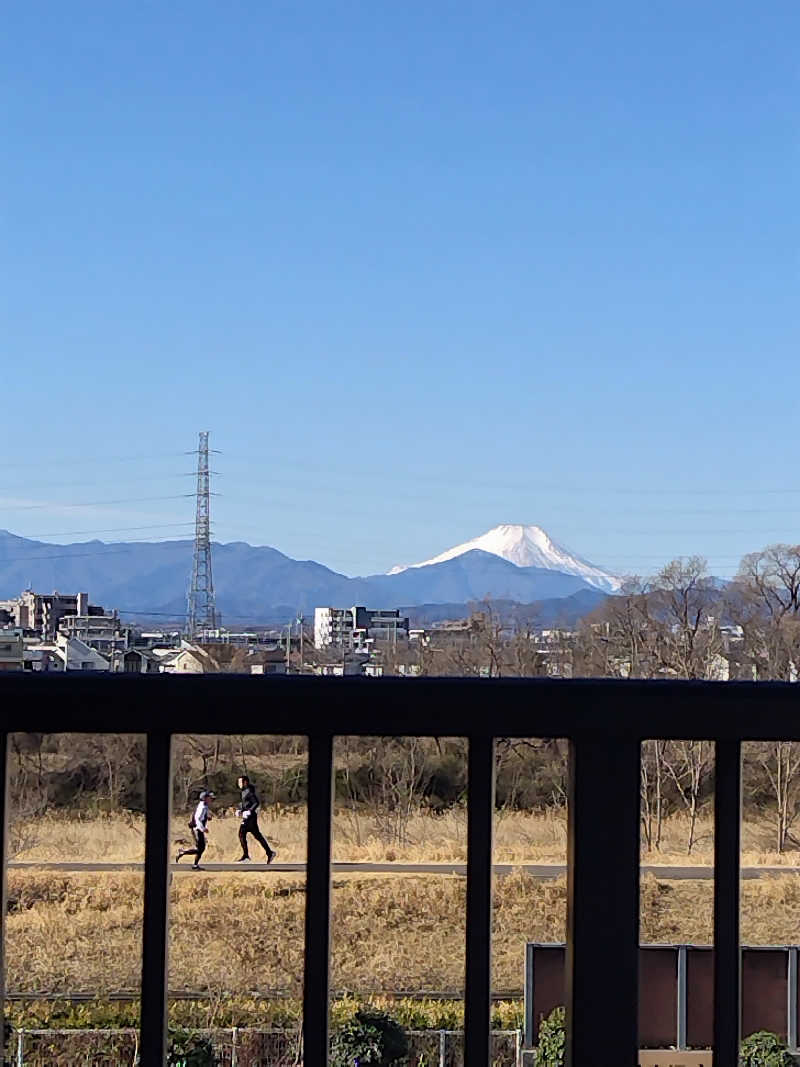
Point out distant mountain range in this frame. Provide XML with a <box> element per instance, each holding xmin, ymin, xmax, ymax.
<box><xmin>0</xmin><ymin>524</ymin><xmax>616</xmax><ymax>625</ymax></box>
<box><xmin>403</xmin><ymin>588</ymin><xmax>609</xmax><ymax>628</ymax></box>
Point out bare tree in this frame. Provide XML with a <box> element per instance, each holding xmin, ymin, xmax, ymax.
<box><xmin>575</xmin><ymin>578</ymin><xmax>659</xmax><ymax>678</ymax></box>
<box><xmin>732</xmin><ymin>544</ymin><xmax>800</xmax><ymax>680</ymax></box>
<box><xmin>640</xmin><ymin>739</ymin><xmax>666</xmax><ymax>851</ymax></box>
<box><xmin>650</xmin><ymin>557</ymin><xmax>723</xmax><ymax>679</ymax></box>
<box><xmin>755</xmin><ymin>740</ymin><xmax>800</xmax><ymax>852</ymax></box>
<box><xmin>661</xmin><ymin>740</ymin><xmax>714</xmax><ymax>854</ymax></box>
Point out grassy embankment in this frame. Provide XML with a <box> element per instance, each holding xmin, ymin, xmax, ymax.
<box><xmin>6</xmin><ymin>808</ymin><xmax>800</xmax><ymax>1030</ymax></box>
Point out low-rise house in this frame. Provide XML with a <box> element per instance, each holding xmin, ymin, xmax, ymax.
<box><xmin>24</xmin><ymin>635</ymin><xmax>110</xmax><ymax>671</ymax></box>
<box><xmin>315</xmin><ymin>655</ymin><xmax>367</xmax><ymax>677</ymax></box>
<box><xmin>251</xmin><ymin>660</ymin><xmax>287</xmax><ymax>677</ymax></box>
<box><xmin>58</xmin><ymin>635</ymin><xmax>109</xmax><ymax>671</ymax></box>
<box><xmin>114</xmin><ymin>649</ymin><xmax>161</xmax><ymax>674</ymax></box>
<box><xmin>158</xmin><ymin>643</ymin><xmax>219</xmax><ymax>674</ymax></box>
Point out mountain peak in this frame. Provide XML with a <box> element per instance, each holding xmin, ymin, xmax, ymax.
<box><xmin>389</xmin><ymin>523</ymin><xmax>621</xmax><ymax>593</ymax></box>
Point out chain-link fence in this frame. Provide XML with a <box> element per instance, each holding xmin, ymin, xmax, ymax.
<box><xmin>9</xmin><ymin>1028</ymin><xmax>522</xmax><ymax>1066</ymax></box>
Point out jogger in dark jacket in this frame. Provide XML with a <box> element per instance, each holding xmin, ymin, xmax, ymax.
<box><xmin>235</xmin><ymin>775</ymin><xmax>276</xmax><ymax>862</ymax></box>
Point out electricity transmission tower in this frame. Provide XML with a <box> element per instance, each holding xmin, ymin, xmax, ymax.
<box><xmin>186</xmin><ymin>430</ymin><xmax>217</xmax><ymax>637</ymax></box>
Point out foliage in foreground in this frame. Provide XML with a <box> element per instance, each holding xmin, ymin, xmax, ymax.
<box><xmin>167</xmin><ymin>1029</ymin><xmax>217</xmax><ymax>1067</ymax></box>
<box><xmin>330</xmin><ymin>1009</ymin><xmax>408</xmax><ymax>1067</ymax></box>
<box><xmin>535</xmin><ymin>1012</ymin><xmax>794</xmax><ymax>1067</ymax></box>
<box><xmin>536</xmin><ymin>1007</ymin><xmax>565</xmax><ymax>1067</ymax></box>
<box><xmin>740</xmin><ymin>1030</ymin><xmax>793</xmax><ymax>1066</ymax></box>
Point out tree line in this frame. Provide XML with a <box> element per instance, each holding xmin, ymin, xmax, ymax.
<box><xmin>9</xmin><ymin>730</ymin><xmax>800</xmax><ymax>856</ymax></box>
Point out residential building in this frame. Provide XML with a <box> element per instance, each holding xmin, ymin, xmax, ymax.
<box><xmin>58</xmin><ymin>634</ymin><xmax>109</xmax><ymax>671</ymax></box>
<box><xmin>250</xmin><ymin>650</ymin><xmax>289</xmax><ymax>676</ymax></box>
<box><xmin>157</xmin><ymin>643</ymin><xmax>219</xmax><ymax>674</ymax></box>
<box><xmin>0</xmin><ymin>629</ymin><xmax>24</xmax><ymax>672</ymax></box>
<box><xmin>23</xmin><ymin>634</ymin><xmax>110</xmax><ymax>672</ymax></box>
<box><xmin>314</xmin><ymin>606</ymin><xmax>410</xmax><ymax>650</ymax></box>
<box><xmin>1</xmin><ymin>590</ymin><xmax>107</xmax><ymax>639</ymax></box>
<box><xmin>59</xmin><ymin>611</ymin><xmax>129</xmax><ymax>658</ymax></box>
<box><xmin>315</xmin><ymin>657</ymin><xmax>367</xmax><ymax>677</ymax></box>
<box><xmin>413</xmin><ymin>615</ymin><xmax>486</xmax><ymax>649</ymax></box>
<box><xmin>114</xmin><ymin>649</ymin><xmax>161</xmax><ymax>674</ymax></box>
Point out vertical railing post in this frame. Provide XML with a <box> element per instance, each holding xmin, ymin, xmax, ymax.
<box><xmin>523</xmin><ymin>942</ymin><xmax>535</xmax><ymax>1048</ymax></box>
<box><xmin>713</xmin><ymin>739</ymin><xmax>741</xmax><ymax>1067</ymax></box>
<box><xmin>788</xmin><ymin>947</ymin><xmax>798</xmax><ymax>1052</ymax></box>
<box><xmin>140</xmin><ymin>731</ymin><xmax>172</xmax><ymax>1066</ymax></box>
<box><xmin>566</xmin><ymin>735</ymin><xmax>640</xmax><ymax>1066</ymax></box>
<box><xmin>676</xmin><ymin>945</ymin><xmax>688</xmax><ymax>1051</ymax></box>
<box><xmin>303</xmin><ymin>732</ymin><xmax>334</xmax><ymax>1066</ymax></box>
<box><xmin>465</xmin><ymin>735</ymin><xmax>495</xmax><ymax>1066</ymax></box>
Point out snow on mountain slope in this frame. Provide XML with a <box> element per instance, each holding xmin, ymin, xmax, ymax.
<box><xmin>389</xmin><ymin>524</ymin><xmax>621</xmax><ymax>593</ymax></box>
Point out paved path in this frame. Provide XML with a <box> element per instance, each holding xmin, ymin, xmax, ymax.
<box><xmin>8</xmin><ymin>860</ymin><xmax>800</xmax><ymax>880</ymax></box>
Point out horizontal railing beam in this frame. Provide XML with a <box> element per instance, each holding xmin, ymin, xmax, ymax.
<box><xmin>1</xmin><ymin>675</ymin><xmax>799</xmax><ymax>741</ymax></box>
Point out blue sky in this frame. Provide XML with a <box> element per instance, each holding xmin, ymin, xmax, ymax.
<box><xmin>2</xmin><ymin>2</ymin><xmax>798</xmax><ymax>578</ymax></box>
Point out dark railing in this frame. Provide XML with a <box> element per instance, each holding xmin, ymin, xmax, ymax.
<box><xmin>1</xmin><ymin>673</ymin><xmax>798</xmax><ymax>1066</ymax></box>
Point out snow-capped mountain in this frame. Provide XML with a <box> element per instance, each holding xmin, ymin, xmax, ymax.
<box><xmin>389</xmin><ymin>524</ymin><xmax>621</xmax><ymax>593</ymax></box>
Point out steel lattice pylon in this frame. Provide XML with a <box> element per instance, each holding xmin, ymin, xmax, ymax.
<box><xmin>186</xmin><ymin>430</ymin><xmax>217</xmax><ymax>636</ymax></box>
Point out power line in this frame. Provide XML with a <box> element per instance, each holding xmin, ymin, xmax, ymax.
<box><xmin>0</xmin><ymin>474</ymin><xmax>194</xmax><ymax>494</ymax></box>
<box><xmin>9</xmin><ymin>522</ymin><xmax>196</xmax><ymax>539</ymax></box>
<box><xmin>0</xmin><ymin>451</ymin><xmax>188</xmax><ymax>471</ymax></box>
<box><xmin>0</xmin><ymin>494</ymin><xmax>194</xmax><ymax>512</ymax></box>
<box><xmin>219</xmin><ymin>455</ymin><xmax>800</xmax><ymax>496</ymax></box>
<box><xmin>0</xmin><ymin>540</ymin><xmax>194</xmax><ymax>565</ymax></box>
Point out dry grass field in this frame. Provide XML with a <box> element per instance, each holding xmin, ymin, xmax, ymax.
<box><xmin>8</xmin><ymin>869</ymin><xmax>800</xmax><ymax>1002</ymax></box>
<box><xmin>8</xmin><ymin>805</ymin><xmax>800</xmax><ymax>1028</ymax></box>
<box><xmin>10</xmin><ymin>806</ymin><xmax>800</xmax><ymax>868</ymax></box>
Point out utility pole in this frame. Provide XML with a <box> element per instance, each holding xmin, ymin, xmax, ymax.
<box><xmin>186</xmin><ymin>431</ymin><xmax>217</xmax><ymax>639</ymax></box>
<box><xmin>297</xmin><ymin>613</ymin><xmax>305</xmax><ymax>675</ymax></box>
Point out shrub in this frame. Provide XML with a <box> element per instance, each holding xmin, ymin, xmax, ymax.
<box><xmin>740</xmin><ymin>1030</ymin><xmax>793</xmax><ymax>1066</ymax></box>
<box><xmin>167</xmin><ymin>1029</ymin><xmax>217</xmax><ymax>1066</ymax></box>
<box><xmin>536</xmin><ymin>1006</ymin><xmax>565</xmax><ymax>1067</ymax></box>
<box><xmin>331</xmin><ymin>1009</ymin><xmax>408</xmax><ymax>1067</ymax></box>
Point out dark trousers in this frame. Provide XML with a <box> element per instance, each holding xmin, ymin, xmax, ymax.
<box><xmin>180</xmin><ymin>828</ymin><xmax>206</xmax><ymax>863</ymax></box>
<box><xmin>239</xmin><ymin>814</ymin><xmax>272</xmax><ymax>858</ymax></box>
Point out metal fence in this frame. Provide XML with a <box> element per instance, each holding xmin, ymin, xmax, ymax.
<box><xmin>2</xmin><ymin>673</ymin><xmax>798</xmax><ymax>1066</ymax></box>
<box><xmin>524</xmin><ymin>943</ymin><xmax>800</xmax><ymax>1050</ymax></box>
<box><xmin>9</xmin><ymin>1028</ymin><xmax>521</xmax><ymax>1066</ymax></box>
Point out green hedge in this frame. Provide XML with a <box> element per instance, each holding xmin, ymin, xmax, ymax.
<box><xmin>4</xmin><ymin>996</ymin><xmax>523</xmax><ymax>1033</ymax></box>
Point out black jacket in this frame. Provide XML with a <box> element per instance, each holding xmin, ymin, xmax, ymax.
<box><xmin>240</xmin><ymin>783</ymin><xmax>259</xmax><ymax>817</ymax></box>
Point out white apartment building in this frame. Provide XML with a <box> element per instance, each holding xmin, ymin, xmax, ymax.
<box><xmin>314</xmin><ymin>606</ymin><xmax>410</xmax><ymax>650</ymax></box>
